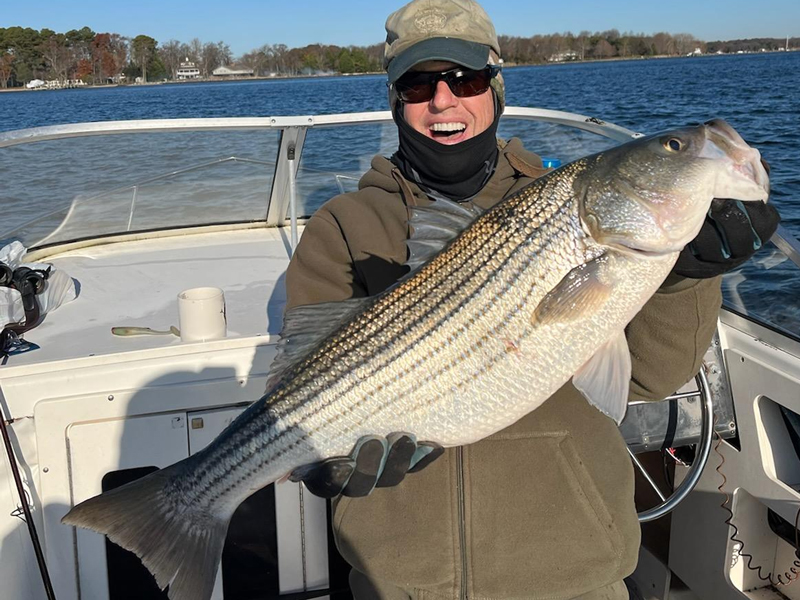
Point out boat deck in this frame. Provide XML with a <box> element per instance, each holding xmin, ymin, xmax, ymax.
<box><xmin>4</xmin><ymin>226</ymin><xmax>296</xmax><ymax>369</ymax></box>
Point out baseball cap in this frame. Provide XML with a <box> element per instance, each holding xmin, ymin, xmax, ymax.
<box><xmin>384</xmin><ymin>0</ymin><xmax>501</xmax><ymax>84</ymax></box>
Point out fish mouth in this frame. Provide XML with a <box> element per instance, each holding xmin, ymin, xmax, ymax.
<box><xmin>703</xmin><ymin>119</ymin><xmax>770</xmax><ymax>200</ymax></box>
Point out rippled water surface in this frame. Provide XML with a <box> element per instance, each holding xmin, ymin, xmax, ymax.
<box><xmin>1</xmin><ymin>52</ymin><xmax>798</xmax><ymax>333</ymax></box>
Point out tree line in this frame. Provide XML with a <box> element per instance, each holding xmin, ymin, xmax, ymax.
<box><xmin>0</xmin><ymin>26</ymin><xmax>386</xmax><ymax>88</ymax></box>
<box><xmin>705</xmin><ymin>37</ymin><xmax>797</xmax><ymax>54</ymax></box>
<box><xmin>499</xmin><ymin>30</ymin><xmax>705</xmax><ymax>63</ymax></box>
<box><xmin>0</xmin><ymin>26</ymin><xmax>792</xmax><ymax>89</ymax></box>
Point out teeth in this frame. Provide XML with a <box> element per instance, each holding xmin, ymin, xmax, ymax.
<box><xmin>431</xmin><ymin>123</ymin><xmax>466</xmax><ymax>132</ymax></box>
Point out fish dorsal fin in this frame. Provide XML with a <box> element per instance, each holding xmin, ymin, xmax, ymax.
<box><xmin>573</xmin><ymin>330</ymin><xmax>631</xmax><ymax>424</ymax></box>
<box><xmin>405</xmin><ymin>198</ymin><xmax>483</xmax><ymax>272</ymax></box>
<box><xmin>266</xmin><ymin>297</ymin><xmax>372</xmax><ymax>391</ymax></box>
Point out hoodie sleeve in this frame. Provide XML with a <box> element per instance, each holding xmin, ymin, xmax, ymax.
<box><xmin>626</xmin><ymin>276</ymin><xmax>722</xmax><ymax>402</ymax></box>
<box><xmin>285</xmin><ymin>209</ymin><xmax>367</xmax><ymax>311</ymax></box>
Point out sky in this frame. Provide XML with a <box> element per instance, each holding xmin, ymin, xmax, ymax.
<box><xmin>6</xmin><ymin>0</ymin><xmax>799</xmax><ymax>56</ymax></box>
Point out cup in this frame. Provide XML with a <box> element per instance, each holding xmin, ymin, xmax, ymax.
<box><xmin>177</xmin><ymin>287</ymin><xmax>227</xmax><ymax>342</ymax></box>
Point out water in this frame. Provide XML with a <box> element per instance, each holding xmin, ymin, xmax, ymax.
<box><xmin>1</xmin><ymin>52</ymin><xmax>799</xmax><ymax>332</ymax></box>
<box><xmin>2</xmin><ymin>53</ymin><xmax>797</xmax><ymax>230</ymax></box>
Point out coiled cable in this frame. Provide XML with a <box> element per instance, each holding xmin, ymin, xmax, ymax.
<box><xmin>715</xmin><ymin>427</ymin><xmax>800</xmax><ymax>586</ymax></box>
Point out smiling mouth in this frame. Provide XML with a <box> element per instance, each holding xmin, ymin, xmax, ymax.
<box><xmin>430</xmin><ymin>122</ymin><xmax>467</xmax><ymax>140</ymax></box>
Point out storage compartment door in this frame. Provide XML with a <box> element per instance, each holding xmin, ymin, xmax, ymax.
<box><xmin>68</xmin><ymin>412</ymin><xmax>190</xmax><ymax>600</ymax></box>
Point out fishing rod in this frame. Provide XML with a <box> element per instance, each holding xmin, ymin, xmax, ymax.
<box><xmin>0</xmin><ymin>385</ymin><xmax>57</xmax><ymax>599</ymax></box>
<box><xmin>0</xmin><ymin>263</ymin><xmax>57</xmax><ymax>597</ymax></box>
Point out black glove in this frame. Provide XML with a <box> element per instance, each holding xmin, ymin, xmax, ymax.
<box><xmin>672</xmin><ymin>198</ymin><xmax>780</xmax><ymax>279</ymax></box>
<box><xmin>289</xmin><ymin>433</ymin><xmax>444</xmax><ymax>498</ymax></box>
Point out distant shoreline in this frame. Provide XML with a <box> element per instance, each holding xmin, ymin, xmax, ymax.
<box><xmin>0</xmin><ymin>72</ymin><xmax>374</xmax><ymax>92</ymax></box>
<box><xmin>2</xmin><ymin>48</ymin><xmax>796</xmax><ymax>93</ymax></box>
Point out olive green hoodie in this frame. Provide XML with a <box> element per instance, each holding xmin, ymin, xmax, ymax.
<box><xmin>285</xmin><ymin>138</ymin><xmax>721</xmax><ymax>599</ymax></box>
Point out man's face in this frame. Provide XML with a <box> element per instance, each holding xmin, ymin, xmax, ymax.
<box><xmin>401</xmin><ymin>61</ymin><xmax>495</xmax><ymax>146</ymax></box>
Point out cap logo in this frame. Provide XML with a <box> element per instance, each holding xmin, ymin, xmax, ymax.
<box><xmin>414</xmin><ymin>8</ymin><xmax>448</xmax><ymax>33</ymax></box>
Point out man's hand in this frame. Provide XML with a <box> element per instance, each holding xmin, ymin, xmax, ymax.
<box><xmin>289</xmin><ymin>433</ymin><xmax>444</xmax><ymax>498</ymax></box>
<box><xmin>672</xmin><ymin>198</ymin><xmax>780</xmax><ymax>279</ymax></box>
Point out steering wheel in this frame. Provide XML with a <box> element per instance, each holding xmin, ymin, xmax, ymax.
<box><xmin>630</xmin><ymin>367</ymin><xmax>715</xmax><ymax>522</ymax></box>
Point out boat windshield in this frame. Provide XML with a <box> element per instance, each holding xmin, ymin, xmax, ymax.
<box><xmin>721</xmin><ymin>234</ymin><xmax>800</xmax><ymax>341</ymax></box>
<box><xmin>0</xmin><ymin>129</ymin><xmax>281</xmax><ymax>247</ymax></box>
<box><xmin>0</xmin><ymin>112</ymin><xmax>624</xmax><ymax>249</ymax></box>
<box><xmin>1</xmin><ymin>111</ymin><xmax>798</xmax><ymax>341</ymax></box>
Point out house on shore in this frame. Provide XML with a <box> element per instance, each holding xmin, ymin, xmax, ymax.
<box><xmin>212</xmin><ymin>66</ymin><xmax>255</xmax><ymax>78</ymax></box>
<box><xmin>177</xmin><ymin>59</ymin><xmax>201</xmax><ymax>80</ymax></box>
<box><xmin>548</xmin><ymin>50</ymin><xmax>578</xmax><ymax>62</ymax></box>
<box><xmin>26</xmin><ymin>79</ymin><xmax>87</xmax><ymax>90</ymax></box>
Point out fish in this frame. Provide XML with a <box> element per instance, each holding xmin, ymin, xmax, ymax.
<box><xmin>62</xmin><ymin>119</ymin><xmax>770</xmax><ymax>600</ymax></box>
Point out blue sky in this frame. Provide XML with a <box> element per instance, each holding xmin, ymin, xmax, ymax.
<box><xmin>6</xmin><ymin>0</ymin><xmax>798</xmax><ymax>56</ymax></box>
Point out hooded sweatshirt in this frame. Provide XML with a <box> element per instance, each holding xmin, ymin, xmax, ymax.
<box><xmin>285</xmin><ymin>138</ymin><xmax>721</xmax><ymax>599</ymax></box>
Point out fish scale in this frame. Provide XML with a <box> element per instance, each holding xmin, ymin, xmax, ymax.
<box><xmin>273</xmin><ymin>179</ymin><xmax>571</xmax><ymax>409</ymax></box>
<box><xmin>193</xmin><ymin>187</ymin><xmax>595</xmax><ymax>498</ymax></box>
<box><xmin>173</xmin><ymin>171</ymin><xmax>593</xmax><ymax>515</ymax></box>
<box><xmin>62</xmin><ymin>120</ymin><xmax>771</xmax><ymax>600</ymax></box>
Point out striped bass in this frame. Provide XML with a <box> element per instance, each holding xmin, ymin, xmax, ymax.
<box><xmin>63</xmin><ymin>119</ymin><xmax>770</xmax><ymax>600</ymax></box>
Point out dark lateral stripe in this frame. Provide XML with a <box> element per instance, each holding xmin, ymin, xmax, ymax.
<box><xmin>199</xmin><ymin>210</ymin><xmax>579</xmax><ymax>502</ymax></box>
<box><xmin>276</xmin><ymin>168</ymin><xmax>578</xmax><ymax>422</ymax></box>
<box><xmin>288</xmin><ymin>183</ymin><xmax>549</xmax><ymax>380</ymax></box>
<box><xmin>286</xmin><ymin>237</ymin><xmax>553</xmax><ymax>444</ymax></box>
<box><xmin>260</xmin><ymin>198</ymin><xmax>565</xmax><ymax>433</ymax></box>
<box><xmin>214</xmin><ymin>255</ymin><xmax>551</xmax><ymax>503</ymax></box>
<box><xmin>279</xmin><ymin>197</ymin><xmax>575</xmax><ymax>414</ymax></box>
<box><xmin>189</xmin><ymin>188</ymin><xmax>577</xmax><ymax>500</ymax></box>
<box><xmin>277</xmin><ymin>191</ymin><xmax>567</xmax><ymax>409</ymax></box>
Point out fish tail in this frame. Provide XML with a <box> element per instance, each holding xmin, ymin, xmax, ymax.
<box><xmin>62</xmin><ymin>462</ymin><xmax>229</xmax><ymax>600</ymax></box>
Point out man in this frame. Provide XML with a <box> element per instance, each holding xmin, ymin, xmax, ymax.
<box><xmin>284</xmin><ymin>0</ymin><xmax>780</xmax><ymax>598</ymax></box>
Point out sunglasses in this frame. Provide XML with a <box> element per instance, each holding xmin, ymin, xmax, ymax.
<box><xmin>392</xmin><ymin>65</ymin><xmax>501</xmax><ymax>104</ymax></box>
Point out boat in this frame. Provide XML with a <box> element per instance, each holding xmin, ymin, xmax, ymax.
<box><xmin>1</xmin><ymin>108</ymin><xmax>800</xmax><ymax>600</ymax></box>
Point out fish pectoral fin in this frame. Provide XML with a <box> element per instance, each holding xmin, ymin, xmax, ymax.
<box><xmin>572</xmin><ymin>330</ymin><xmax>631</xmax><ymax>424</ymax></box>
<box><xmin>276</xmin><ymin>471</ymin><xmax>293</xmax><ymax>484</ymax></box>
<box><xmin>532</xmin><ymin>256</ymin><xmax>612</xmax><ymax>326</ymax></box>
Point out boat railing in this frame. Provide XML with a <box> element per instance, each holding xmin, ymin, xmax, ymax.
<box><xmin>772</xmin><ymin>224</ymin><xmax>800</xmax><ymax>267</ymax></box>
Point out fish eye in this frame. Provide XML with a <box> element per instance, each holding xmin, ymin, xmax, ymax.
<box><xmin>664</xmin><ymin>138</ymin><xmax>684</xmax><ymax>152</ymax></box>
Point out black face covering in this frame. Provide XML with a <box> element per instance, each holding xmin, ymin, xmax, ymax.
<box><xmin>391</xmin><ymin>104</ymin><xmax>500</xmax><ymax>202</ymax></box>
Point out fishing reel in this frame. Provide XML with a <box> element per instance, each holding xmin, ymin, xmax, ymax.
<box><xmin>0</xmin><ymin>262</ymin><xmax>50</xmax><ymax>292</ymax></box>
<box><xmin>9</xmin><ymin>266</ymin><xmax>51</xmax><ymax>310</ymax></box>
<box><xmin>1</xmin><ymin>261</ymin><xmax>51</xmax><ymax>359</ymax></box>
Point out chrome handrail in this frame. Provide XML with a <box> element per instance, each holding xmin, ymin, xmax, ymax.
<box><xmin>0</xmin><ymin>117</ymin><xmax>278</xmax><ymax>147</ymax></box>
<box><xmin>0</xmin><ymin>108</ymin><xmax>640</xmax><ymax>149</ymax></box>
<box><xmin>772</xmin><ymin>224</ymin><xmax>800</xmax><ymax>269</ymax></box>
